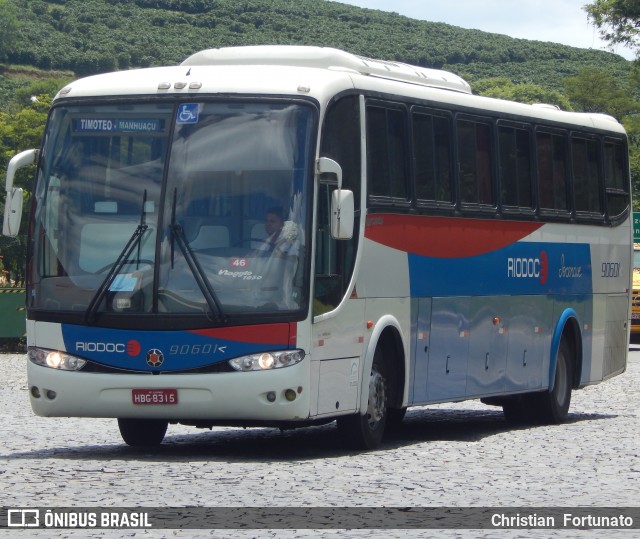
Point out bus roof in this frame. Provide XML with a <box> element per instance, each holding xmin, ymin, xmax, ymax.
<box><xmin>54</xmin><ymin>46</ymin><xmax>625</xmax><ymax>135</ymax></box>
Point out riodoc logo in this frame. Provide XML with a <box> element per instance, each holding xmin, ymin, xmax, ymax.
<box><xmin>507</xmin><ymin>251</ymin><xmax>548</xmax><ymax>285</ymax></box>
<box><xmin>75</xmin><ymin>339</ymin><xmax>141</xmax><ymax>356</ymax></box>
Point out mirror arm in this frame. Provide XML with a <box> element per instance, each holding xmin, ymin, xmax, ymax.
<box><xmin>5</xmin><ymin>149</ymin><xmax>38</xmax><ymax>193</ymax></box>
<box><xmin>316</xmin><ymin>157</ymin><xmax>343</xmax><ymax>189</ymax></box>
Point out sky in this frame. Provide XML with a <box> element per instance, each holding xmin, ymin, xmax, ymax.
<box><xmin>334</xmin><ymin>0</ymin><xmax>635</xmax><ymax>61</ymax></box>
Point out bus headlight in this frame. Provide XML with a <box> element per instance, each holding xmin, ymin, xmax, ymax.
<box><xmin>228</xmin><ymin>350</ymin><xmax>305</xmax><ymax>372</ymax></box>
<box><xmin>28</xmin><ymin>347</ymin><xmax>87</xmax><ymax>371</ymax></box>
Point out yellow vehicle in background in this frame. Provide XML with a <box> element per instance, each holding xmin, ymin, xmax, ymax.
<box><xmin>632</xmin><ymin>245</ymin><xmax>640</xmax><ymax>341</ymax></box>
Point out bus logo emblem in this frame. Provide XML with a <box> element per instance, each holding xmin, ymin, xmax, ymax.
<box><xmin>506</xmin><ymin>251</ymin><xmax>548</xmax><ymax>285</ymax></box>
<box><xmin>146</xmin><ymin>349</ymin><xmax>164</xmax><ymax>368</ymax></box>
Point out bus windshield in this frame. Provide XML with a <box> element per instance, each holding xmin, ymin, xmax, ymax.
<box><xmin>30</xmin><ymin>100</ymin><xmax>315</xmax><ymax>325</ymax></box>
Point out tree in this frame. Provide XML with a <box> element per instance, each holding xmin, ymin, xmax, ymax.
<box><xmin>0</xmin><ymin>93</ymin><xmax>52</xmax><ymax>286</ymax></box>
<box><xmin>585</xmin><ymin>0</ymin><xmax>640</xmax><ymax>54</ymax></box>
<box><xmin>472</xmin><ymin>78</ymin><xmax>572</xmax><ymax>110</ymax></box>
<box><xmin>0</xmin><ymin>0</ymin><xmax>20</xmax><ymax>62</ymax></box>
<box><xmin>563</xmin><ymin>67</ymin><xmax>640</xmax><ymax>118</ymax></box>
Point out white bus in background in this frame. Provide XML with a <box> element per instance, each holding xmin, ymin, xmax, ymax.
<box><xmin>3</xmin><ymin>46</ymin><xmax>631</xmax><ymax>449</ymax></box>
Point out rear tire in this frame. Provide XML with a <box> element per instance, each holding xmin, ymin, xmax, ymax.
<box><xmin>533</xmin><ymin>336</ymin><xmax>573</xmax><ymax>424</ymax></box>
<box><xmin>337</xmin><ymin>348</ymin><xmax>388</xmax><ymax>449</ymax></box>
<box><xmin>118</xmin><ymin>418</ymin><xmax>168</xmax><ymax>446</ymax></box>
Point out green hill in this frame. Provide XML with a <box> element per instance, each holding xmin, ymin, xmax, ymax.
<box><xmin>5</xmin><ymin>0</ymin><xmax>632</xmax><ymax>90</ymax></box>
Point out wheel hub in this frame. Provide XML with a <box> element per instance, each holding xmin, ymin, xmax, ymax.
<box><xmin>366</xmin><ymin>368</ymin><xmax>386</xmax><ymax>428</ymax></box>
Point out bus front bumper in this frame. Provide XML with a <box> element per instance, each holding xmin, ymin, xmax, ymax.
<box><xmin>27</xmin><ymin>360</ymin><xmax>311</xmax><ymax>421</ymax></box>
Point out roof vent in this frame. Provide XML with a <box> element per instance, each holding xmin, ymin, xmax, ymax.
<box><xmin>182</xmin><ymin>46</ymin><xmax>472</xmax><ymax>94</ymax></box>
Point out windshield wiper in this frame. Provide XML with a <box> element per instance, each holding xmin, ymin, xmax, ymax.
<box><xmin>85</xmin><ymin>191</ymin><xmax>149</xmax><ymax>324</ymax></box>
<box><xmin>170</xmin><ymin>189</ymin><xmax>226</xmax><ymax>323</ymax></box>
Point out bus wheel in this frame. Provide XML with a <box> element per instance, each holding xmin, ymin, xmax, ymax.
<box><xmin>534</xmin><ymin>336</ymin><xmax>573</xmax><ymax>424</ymax></box>
<box><xmin>337</xmin><ymin>348</ymin><xmax>388</xmax><ymax>449</ymax></box>
<box><xmin>117</xmin><ymin>418</ymin><xmax>168</xmax><ymax>446</ymax></box>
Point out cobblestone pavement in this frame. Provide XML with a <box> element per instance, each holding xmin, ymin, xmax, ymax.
<box><xmin>1</xmin><ymin>348</ymin><xmax>639</xmax><ymax>539</ymax></box>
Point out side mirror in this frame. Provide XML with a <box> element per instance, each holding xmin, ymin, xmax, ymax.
<box><xmin>331</xmin><ymin>189</ymin><xmax>354</xmax><ymax>240</ymax></box>
<box><xmin>316</xmin><ymin>157</ymin><xmax>354</xmax><ymax>240</ymax></box>
<box><xmin>3</xmin><ymin>149</ymin><xmax>38</xmax><ymax>237</ymax></box>
<box><xmin>3</xmin><ymin>187</ymin><xmax>24</xmax><ymax>237</ymax></box>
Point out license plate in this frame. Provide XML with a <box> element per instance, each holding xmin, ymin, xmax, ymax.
<box><xmin>132</xmin><ymin>388</ymin><xmax>178</xmax><ymax>405</ymax></box>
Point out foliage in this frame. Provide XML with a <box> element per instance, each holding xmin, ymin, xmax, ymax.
<box><xmin>563</xmin><ymin>66</ymin><xmax>640</xmax><ymax>117</ymax></box>
<box><xmin>3</xmin><ymin>0</ymin><xmax>631</xmax><ymax>89</ymax></box>
<box><xmin>472</xmin><ymin>78</ymin><xmax>572</xmax><ymax>110</ymax></box>
<box><xmin>585</xmin><ymin>0</ymin><xmax>640</xmax><ymax>54</ymax></box>
<box><xmin>0</xmin><ymin>92</ymin><xmax>53</xmax><ymax>285</ymax></box>
<box><xmin>0</xmin><ymin>0</ymin><xmax>20</xmax><ymax>62</ymax></box>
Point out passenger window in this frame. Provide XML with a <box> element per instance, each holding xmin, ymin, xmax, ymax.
<box><xmin>367</xmin><ymin>105</ymin><xmax>409</xmax><ymax>200</ymax></box>
<box><xmin>457</xmin><ymin>119</ymin><xmax>494</xmax><ymax>206</ymax></box>
<box><xmin>572</xmin><ymin>136</ymin><xmax>602</xmax><ymax>215</ymax></box>
<box><xmin>413</xmin><ymin>112</ymin><xmax>453</xmax><ymax>203</ymax></box>
<box><xmin>499</xmin><ymin>125</ymin><xmax>532</xmax><ymax>209</ymax></box>
<box><xmin>603</xmin><ymin>139</ymin><xmax>630</xmax><ymax>221</ymax></box>
<box><xmin>537</xmin><ymin>131</ymin><xmax>569</xmax><ymax>213</ymax></box>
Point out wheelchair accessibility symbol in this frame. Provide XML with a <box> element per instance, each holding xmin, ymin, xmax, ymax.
<box><xmin>177</xmin><ymin>103</ymin><xmax>199</xmax><ymax>124</ymax></box>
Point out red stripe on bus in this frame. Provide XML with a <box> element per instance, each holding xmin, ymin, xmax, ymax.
<box><xmin>365</xmin><ymin>214</ymin><xmax>543</xmax><ymax>258</ymax></box>
<box><xmin>188</xmin><ymin>323</ymin><xmax>294</xmax><ymax>346</ymax></box>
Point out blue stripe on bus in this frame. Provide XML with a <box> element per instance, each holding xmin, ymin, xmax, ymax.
<box><xmin>408</xmin><ymin>242</ymin><xmax>592</xmax><ymax>297</ymax></box>
<box><xmin>60</xmin><ymin>324</ymin><xmax>289</xmax><ymax>372</ymax></box>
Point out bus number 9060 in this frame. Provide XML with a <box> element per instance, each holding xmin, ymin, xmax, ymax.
<box><xmin>169</xmin><ymin>344</ymin><xmax>226</xmax><ymax>355</ymax></box>
<box><xmin>601</xmin><ymin>262</ymin><xmax>620</xmax><ymax>278</ymax></box>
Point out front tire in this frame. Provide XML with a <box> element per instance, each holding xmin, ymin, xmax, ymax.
<box><xmin>337</xmin><ymin>348</ymin><xmax>388</xmax><ymax>449</ymax></box>
<box><xmin>118</xmin><ymin>418</ymin><xmax>168</xmax><ymax>446</ymax></box>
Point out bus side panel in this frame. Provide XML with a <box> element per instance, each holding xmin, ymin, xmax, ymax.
<box><xmin>310</xmin><ymin>298</ymin><xmax>366</xmax><ymax>417</ymax></box>
<box><xmin>505</xmin><ymin>295</ymin><xmax>549</xmax><ymax>392</ymax></box>
<box><xmin>426</xmin><ymin>296</ymin><xmax>470</xmax><ymax>402</ymax></box>
<box><xmin>410</xmin><ymin>297</ymin><xmax>431</xmax><ymax>403</ymax></box>
<box><xmin>602</xmin><ymin>293</ymin><xmax>629</xmax><ymax>379</ymax></box>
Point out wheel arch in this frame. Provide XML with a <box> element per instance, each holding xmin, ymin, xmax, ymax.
<box><xmin>358</xmin><ymin>316</ymin><xmax>406</xmax><ymax>414</ymax></box>
<box><xmin>549</xmin><ymin>309</ymin><xmax>582</xmax><ymax>390</ymax></box>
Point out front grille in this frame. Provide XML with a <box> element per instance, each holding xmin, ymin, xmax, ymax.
<box><xmin>81</xmin><ymin>360</ymin><xmax>234</xmax><ymax>374</ymax></box>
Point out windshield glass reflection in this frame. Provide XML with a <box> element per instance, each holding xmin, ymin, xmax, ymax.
<box><xmin>29</xmin><ymin>101</ymin><xmax>314</xmax><ymax>324</ymax></box>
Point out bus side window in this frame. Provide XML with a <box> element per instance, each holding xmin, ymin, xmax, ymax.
<box><xmin>315</xmin><ymin>95</ymin><xmax>361</xmax><ymax>316</ymax></box>
<box><xmin>537</xmin><ymin>131</ymin><xmax>569</xmax><ymax>214</ymax></box>
<box><xmin>457</xmin><ymin>118</ymin><xmax>494</xmax><ymax>207</ymax></box>
<box><xmin>603</xmin><ymin>139</ymin><xmax>630</xmax><ymax>222</ymax></box>
<box><xmin>412</xmin><ymin>110</ymin><xmax>453</xmax><ymax>204</ymax></box>
<box><xmin>498</xmin><ymin>124</ymin><xmax>533</xmax><ymax>210</ymax></box>
<box><xmin>572</xmin><ymin>135</ymin><xmax>603</xmax><ymax>216</ymax></box>
<box><xmin>366</xmin><ymin>104</ymin><xmax>409</xmax><ymax>201</ymax></box>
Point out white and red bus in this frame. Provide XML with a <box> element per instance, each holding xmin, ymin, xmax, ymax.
<box><xmin>3</xmin><ymin>46</ymin><xmax>631</xmax><ymax>448</ymax></box>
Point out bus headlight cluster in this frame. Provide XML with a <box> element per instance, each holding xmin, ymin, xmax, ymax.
<box><xmin>28</xmin><ymin>347</ymin><xmax>87</xmax><ymax>371</ymax></box>
<box><xmin>228</xmin><ymin>350</ymin><xmax>305</xmax><ymax>372</ymax></box>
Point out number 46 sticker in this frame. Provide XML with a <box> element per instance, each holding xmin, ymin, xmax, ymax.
<box><xmin>231</xmin><ymin>258</ymin><xmax>248</xmax><ymax>267</ymax></box>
